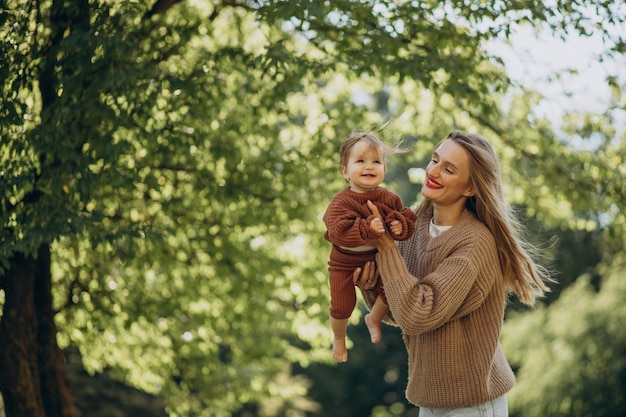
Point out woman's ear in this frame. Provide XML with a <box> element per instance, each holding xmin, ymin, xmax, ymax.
<box><xmin>463</xmin><ymin>185</ymin><xmax>476</xmax><ymax>197</ymax></box>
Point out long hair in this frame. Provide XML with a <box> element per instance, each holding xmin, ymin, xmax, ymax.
<box><xmin>417</xmin><ymin>131</ymin><xmax>553</xmax><ymax>306</ymax></box>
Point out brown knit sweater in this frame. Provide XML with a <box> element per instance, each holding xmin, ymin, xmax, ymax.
<box><xmin>323</xmin><ymin>187</ymin><xmax>417</xmax><ymax>247</ymax></box>
<box><xmin>366</xmin><ymin>207</ymin><xmax>515</xmax><ymax>408</ymax></box>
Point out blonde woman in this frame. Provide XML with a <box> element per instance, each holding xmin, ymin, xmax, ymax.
<box><xmin>354</xmin><ymin>131</ymin><xmax>552</xmax><ymax>417</ymax></box>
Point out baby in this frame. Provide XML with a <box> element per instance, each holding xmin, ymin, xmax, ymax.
<box><xmin>323</xmin><ymin>131</ymin><xmax>417</xmax><ymax>362</ymax></box>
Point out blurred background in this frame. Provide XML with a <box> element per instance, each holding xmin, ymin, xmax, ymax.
<box><xmin>1</xmin><ymin>1</ymin><xmax>625</xmax><ymax>416</ymax></box>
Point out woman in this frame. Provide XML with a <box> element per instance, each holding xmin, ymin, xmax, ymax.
<box><xmin>354</xmin><ymin>131</ymin><xmax>552</xmax><ymax>417</ymax></box>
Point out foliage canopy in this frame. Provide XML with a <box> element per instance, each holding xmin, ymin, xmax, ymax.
<box><xmin>1</xmin><ymin>0</ymin><xmax>625</xmax><ymax>416</ymax></box>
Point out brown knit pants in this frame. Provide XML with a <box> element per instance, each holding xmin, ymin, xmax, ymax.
<box><xmin>328</xmin><ymin>246</ymin><xmax>386</xmax><ymax>319</ymax></box>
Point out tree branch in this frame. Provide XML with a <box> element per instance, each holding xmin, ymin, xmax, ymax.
<box><xmin>144</xmin><ymin>0</ymin><xmax>184</xmax><ymax>19</ymax></box>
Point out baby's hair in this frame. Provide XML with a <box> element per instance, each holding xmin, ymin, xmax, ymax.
<box><xmin>339</xmin><ymin>130</ymin><xmax>407</xmax><ymax>172</ymax></box>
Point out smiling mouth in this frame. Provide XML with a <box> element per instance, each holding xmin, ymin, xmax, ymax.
<box><xmin>426</xmin><ymin>177</ymin><xmax>443</xmax><ymax>189</ymax></box>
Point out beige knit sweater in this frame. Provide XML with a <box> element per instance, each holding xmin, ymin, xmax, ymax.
<box><xmin>366</xmin><ymin>207</ymin><xmax>515</xmax><ymax>408</ymax></box>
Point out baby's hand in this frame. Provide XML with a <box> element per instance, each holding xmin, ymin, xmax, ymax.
<box><xmin>390</xmin><ymin>220</ymin><xmax>403</xmax><ymax>235</ymax></box>
<box><xmin>370</xmin><ymin>217</ymin><xmax>385</xmax><ymax>235</ymax></box>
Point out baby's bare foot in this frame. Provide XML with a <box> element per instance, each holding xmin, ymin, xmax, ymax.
<box><xmin>364</xmin><ymin>313</ymin><xmax>382</xmax><ymax>344</ymax></box>
<box><xmin>333</xmin><ymin>338</ymin><xmax>348</xmax><ymax>363</ymax></box>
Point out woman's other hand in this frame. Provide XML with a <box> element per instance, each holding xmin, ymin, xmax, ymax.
<box><xmin>353</xmin><ymin>261</ymin><xmax>379</xmax><ymax>290</ymax></box>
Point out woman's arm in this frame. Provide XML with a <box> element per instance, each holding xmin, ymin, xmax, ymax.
<box><xmin>365</xmin><ymin>200</ymin><xmax>481</xmax><ymax>333</ymax></box>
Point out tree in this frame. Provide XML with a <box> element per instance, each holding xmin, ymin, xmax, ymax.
<box><xmin>1</xmin><ymin>1</ymin><xmax>625</xmax><ymax>416</ymax></box>
<box><xmin>502</xmin><ymin>255</ymin><xmax>626</xmax><ymax>417</ymax></box>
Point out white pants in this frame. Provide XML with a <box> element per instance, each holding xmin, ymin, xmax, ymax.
<box><xmin>418</xmin><ymin>395</ymin><xmax>508</xmax><ymax>417</ymax></box>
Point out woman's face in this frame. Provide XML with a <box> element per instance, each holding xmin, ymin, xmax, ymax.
<box><xmin>422</xmin><ymin>139</ymin><xmax>475</xmax><ymax>207</ymax></box>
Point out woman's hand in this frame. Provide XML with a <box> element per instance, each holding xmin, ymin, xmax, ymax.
<box><xmin>367</xmin><ymin>200</ymin><xmax>396</xmax><ymax>250</ymax></box>
<box><xmin>353</xmin><ymin>261</ymin><xmax>379</xmax><ymax>290</ymax></box>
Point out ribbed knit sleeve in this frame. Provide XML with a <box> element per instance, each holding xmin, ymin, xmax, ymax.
<box><xmin>323</xmin><ymin>187</ymin><xmax>416</xmax><ymax>247</ymax></box>
<box><xmin>375</xmin><ymin>245</ymin><xmax>437</xmax><ymax>332</ymax></box>
<box><xmin>377</xmin><ymin>230</ymin><xmax>482</xmax><ymax>335</ymax></box>
<box><xmin>380</xmin><ymin>192</ymin><xmax>417</xmax><ymax>241</ymax></box>
<box><xmin>323</xmin><ymin>188</ymin><xmax>382</xmax><ymax>246</ymax></box>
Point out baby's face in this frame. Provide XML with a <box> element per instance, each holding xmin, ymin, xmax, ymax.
<box><xmin>341</xmin><ymin>141</ymin><xmax>385</xmax><ymax>193</ymax></box>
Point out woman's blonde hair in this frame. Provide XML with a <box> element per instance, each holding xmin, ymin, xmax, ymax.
<box><xmin>417</xmin><ymin>131</ymin><xmax>553</xmax><ymax>306</ymax></box>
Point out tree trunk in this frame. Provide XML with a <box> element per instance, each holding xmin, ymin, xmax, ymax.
<box><xmin>35</xmin><ymin>245</ymin><xmax>76</xmax><ymax>417</ymax></box>
<box><xmin>0</xmin><ymin>251</ymin><xmax>46</xmax><ymax>417</ymax></box>
<box><xmin>0</xmin><ymin>246</ymin><xmax>76</xmax><ymax>417</ymax></box>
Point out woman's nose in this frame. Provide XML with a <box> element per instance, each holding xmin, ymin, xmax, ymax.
<box><xmin>427</xmin><ymin>164</ymin><xmax>439</xmax><ymax>176</ymax></box>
